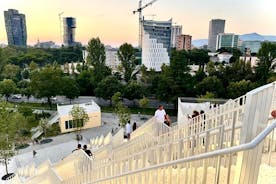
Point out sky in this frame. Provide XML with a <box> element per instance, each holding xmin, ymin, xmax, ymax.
<box><xmin>0</xmin><ymin>0</ymin><xmax>276</xmax><ymax>47</ymax></box>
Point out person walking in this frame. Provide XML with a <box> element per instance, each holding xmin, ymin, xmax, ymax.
<box><xmin>164</xmin><ymin>114</ymin><xmax>171</xmax><ymax>127</ymax></box>
<box><xmin>154</xmin><ymin>105</ymin><xmax>166</xmax><ymax>135</ymax></box>
<box><xmin>125</xmin><ymin>121</ymin><xmax>132</xmax><ymax>140</ymax></box>
<box><xmin>155</xmin><ymin>105</ymin><xmax>166</xmax><ymax>123</ymax></box>
<box><xmin>132</xmin><ymin>122</ymin><xmax>137</xmax><ymax>131</ymax></box>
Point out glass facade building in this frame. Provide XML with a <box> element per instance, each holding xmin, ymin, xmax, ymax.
<box><xmin>63</xmin><ymin>17</ymin><xmax>76</xmax><ymax>46</ymax></box>
<box><xmin>143</xmin><ymin>19</ymin><xmax>172</xmax><ymax>54</ymax></box>
<box><xmin>4</xmin><ymin>9</ymin><xmax>27</xmax><ymax>46</ymax></box>
<box><xmin>241</xmin><ymin>40</ymin><xmax>262</xmax><ymax>54</ymax></box>
<box><xmin>216</xmin><ymin>33</ymin><xmax>239</xmax><ymax>50</ymax></box>
<box><xmin>142</xmin><ymin>19</ymin><xmax>172</xmax><ymax>71</ymax></box>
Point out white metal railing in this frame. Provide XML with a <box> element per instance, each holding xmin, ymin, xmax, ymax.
<box><xmin>130</xmin><ymin>117</ymin><xmax>156</xmax><ymax>139</ymax></box>
<box><xmin>88</xmin><ymin>121</ymin><xmax>276</xmax><ymax>184</ymax></box>
<box><xmin>65</xmin><ymin>92</ymin><xmax>248</xmax><ymax>183</ymax></box>
<box><xmin>62</xmin><ymin>82</ymin><xmax>276</xmax><ymax>184</ymax></box>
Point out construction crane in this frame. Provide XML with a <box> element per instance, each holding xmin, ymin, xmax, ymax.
<box><xmin>133</xmin><ymin>0</ymin><xmax>159</xmax><ymax>49</ymax></box>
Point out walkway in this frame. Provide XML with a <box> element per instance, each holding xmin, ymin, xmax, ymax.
<box><xmin>0</xmin><ymin>113</ymin><xmax>154</xmax><ymax>181</ymax></box>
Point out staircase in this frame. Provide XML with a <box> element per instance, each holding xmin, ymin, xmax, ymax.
<box><xmin>31</xmin><ymin>112</ymin><xmax>60</xmax><ymax>140</ymax></box>
<box><xmin>8</xmin><ymin>82</ymin><xmax>276</xmax><ymax>184</ymax></box>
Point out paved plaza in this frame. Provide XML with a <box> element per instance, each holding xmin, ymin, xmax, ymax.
<box><xmin>0</xmin><ymin>113</ymin><xmax>154</xmax><ymax>180</ymax></box>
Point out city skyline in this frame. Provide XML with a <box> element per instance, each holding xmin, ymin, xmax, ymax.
<box><xmin>0</xmin><ymin>0</ymin><xmax>275</xmax><ymax>47</ymax></box>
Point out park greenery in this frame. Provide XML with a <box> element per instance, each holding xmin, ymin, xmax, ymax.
<box><xmin>112</xmin><ymin>92</ymin><xmax>131</xmax><ymax>126</ymax></box>
<box><xmin>0</xmin><ymin>38</ymin><xmax>275</xmax><ymax>109</ymax></box>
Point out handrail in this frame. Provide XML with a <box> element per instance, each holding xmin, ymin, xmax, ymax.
<box><xmin>90</xmin><ymin>120</ymin><xmax>276</xmax><ymax>184</ymax></box>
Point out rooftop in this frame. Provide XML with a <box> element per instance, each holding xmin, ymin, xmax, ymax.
<box><xmin>57</xmin><ymin>101</ymin><xmax>100</xmax><ymax>116</ymax></box>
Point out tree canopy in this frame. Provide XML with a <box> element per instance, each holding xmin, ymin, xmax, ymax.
<box><xmin>30</xmin><ymin>65</ymin><xmax>64</xmax><ymax>105</ymax></box>
<box><xmin>117</xmin><ymin>43</ymin><xmax>137</xmax><ymax>82</ymax></box>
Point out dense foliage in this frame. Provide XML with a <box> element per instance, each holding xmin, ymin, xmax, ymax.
<box><xmin>0</xmin><ymin>39</ymin><xmax>275</xmax><ymax>108</ymax></box>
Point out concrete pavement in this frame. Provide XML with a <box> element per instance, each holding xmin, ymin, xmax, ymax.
<box><xmin>0</xmin><ymin>113</ymin><xmax>154</xmax><ymax>179</ymax></box>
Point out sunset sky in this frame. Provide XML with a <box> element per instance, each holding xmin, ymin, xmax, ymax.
<box><xmin>0</xmin><ymin>0</ymin><xmax>275</xmax><ymax>46</ymax></box>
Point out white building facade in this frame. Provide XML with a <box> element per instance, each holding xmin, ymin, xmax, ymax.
<box><xmin>105</xmin><ymin>46</ymin><xmax>120</xmax><ymax>72</ymax></box>
<box><xmin>142</xmin><ymin>19</ymin><xmax>172</xmax><ymax>72</ymax></box>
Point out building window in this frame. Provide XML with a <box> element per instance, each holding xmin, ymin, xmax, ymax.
<box><xmin>65</xmin><ymin>119</ymin><xmax>84</xmax><ymax>129</ymax></box>
<box><xmin>65</xmin><ymin>120</ymin><xmax>73</xmax><ymax>129</ymax></box>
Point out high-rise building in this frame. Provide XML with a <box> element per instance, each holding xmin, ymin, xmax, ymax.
<box><xmin>216</xmin><ymin>33</ymin><xmax>239</xmax><ymax>50</ymax></box>
<box><xmin>63</xmin><ymin>17</ymin><xmax>76</xmax><ymax>46</ymax></box>
<box><xmin>4</xmin><ymin>9</ymin><xmax>27</xmax><ymax>46</ymax></box>
<box><xmin>171</xmin><ymin>25</ymin><xmax>182</xmax><ymax>48</ymax></box>
<box><xmin>176</xmin><ymin>34</ymin><xmax>192</xmax><ymax>51</ymax></box>
<box><xmin>241</xmin><ymin>40</ymin><xmax>262</xmax><ymax>54</ymax></box>
<box><xmin>142</xmin><ymin>19</ymin><xmax>172</xmax><ymax>72</ymax></box>
<box><xmin>105</xmin><ymin>46</ymin><xmax>120</xmax><ymax>72</ymax></box>
<box><xmin>208</xmin><ymin>19</ymin><xmax>225</xmax><ymax>52</ymax></box>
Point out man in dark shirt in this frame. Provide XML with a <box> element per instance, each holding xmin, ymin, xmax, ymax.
<box><xmin>83</xmin><ymin>144</ymin><xmax>92</xmax><ymax>157</ymax></box>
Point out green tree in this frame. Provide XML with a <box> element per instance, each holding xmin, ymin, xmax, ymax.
<box><xmin>0</xmin><ymin>79</ymin><xmax>17</xmax><ymax>101</ymax></box>
<box><xmin>255</xmin><ymin>42</ymin><xmax>276</xmax><ymax>84</ymax></box>
<box><xmin>111</xmin><ymin>92</ymin><xmax>122</xmax><ymax>105</ymax></box>
<box><xmin>18</xmin><ymin>106</ymin><xmax>33</xmax><ymax>118</ymax></box>
<box><xmin>21</xmin><ymin>69</ymin><xmax>30</xmax><ymax>79</ymax></box>
<box><xmin>157</xmin><ymin>50</ymin><xmax>192</xmax><ymax>106</ymax></box>
<box><xmin>189</xmin><ymin>49</ymin><xmax>210</xmax><ymax>71</ymax></box>
<box><xmin>227</xmin><ymin>80</ymin><xmax>257</xmax><ymax>99</ymax></box>
<box><xmin>76</xmin><ymin>70</ymin><xmax>95</xmax><ymax>96</ymax></box>
<box><xmin>62</xmin><ymin>77</ymin><xmax>80</xmax><ymax>104</ymax></box>
<box><xmin>196</xmin><ymin>76</ymin><xmax>224</xmax><ymax>98</ymax></box>
<box><xmin>117</xmin><ymin>43</ymin><xmax>136</xmax><ymax>82</ymax></box>
<box><xmin>1</xmin><ymin>64</ymin><xmax>20</xmax><ymax>81</ymax></box>
<box><xmin>30</xmin><ymin>65</ymin><xmax>64</xmax><ymax>106</ymax></box>
<box><xmin>95</xmin><ymin>76</ymin><xmax>123</xmax><ymax>105</ymax></box>
<box><xmin>86</xmin><ymin>38</ymin><xmax>111</xmax><ymax>83</ymax></box>
<box><xmin>70</xmin><ymin>105</ymin><xmax>89</xmax><ymax>141</ymax></box>
<box><xmin>206</xmin><ymin>61</ymin><xmax>216</xmax><ymax>76</ymax></box>
<box><xmin>87</xmin><ymin>38</ymin><xmax>106</xmax><ymax>67</ymax></box>
<box><xmin>0</xmin><ymin>102</ymin><xmax>27</xmax><ymax>177</ymax></box>
<box><xmin>123</xmin><ymin>81</ymin><xmax>144</xmax><ymax>106</ymax></box>
<box><xmin>199</xmin><ymin>91</ymin><xmax>216</xmax><ymax>99</ymax></box>
<box><xmin>29</xmin><ymin>61</ymin><xmax>39</xmax><ymax>72</ymax></box>
<box><xmin>139</xmin><ymin>96</ymin><xmax>149</xmax><ymax>118</ymax></box>
<box><xmin>112</xmin><ymin>92</ymin><xmax>130</xmax><ymax>127</ymax></box>
<box><xmin>38</xmin><ymin>118</ymin><xmax>49</xmax><ymax>138</ymax></box>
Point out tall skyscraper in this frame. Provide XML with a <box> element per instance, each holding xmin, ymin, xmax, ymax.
<box><xmin>216</xmin><ymin>33</ymin><xmax>239</xmax><ymax>50</ymax></box>
<box><xmin>208</xmin><ymin>19</ymin><xmax>225</xmax><ymax>52</ymax></box>
<box><xmin>105</xmin><ymin>46</ymin><xmax>120</xmax><ymax>72</ymax></box>
<box><xmin>176</xmin><ymin>34</ymin><xmax>192</xmax><ymax>51</ymax></box>
<box><xmin>171</xmin><ymin>25</ymin><xmax>182</xmax><ymax>48</ymax></box>
<box><xmin>142</xmin><ymin>19</ymin><xmax>172</xmax><ymax>72</ymax></box>
<box><xmin>63</xmin><ymin>17</ymin><xmax>76</xmax><ymax>46</ymax></box>
<box><xmin>4</xmin><ymin>9</ymin><xmax>27</xmax><ymax>46</ymax></box>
